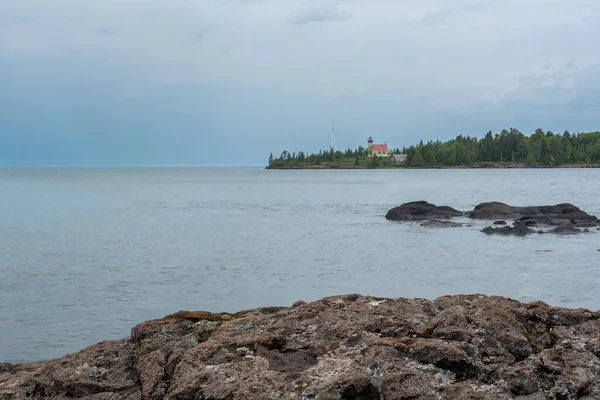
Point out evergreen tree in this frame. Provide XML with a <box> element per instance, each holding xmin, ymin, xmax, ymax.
<box><xmin>410</xmin><ymin>149</ymin><xmax>425</xmax><ymax>166</ymax></box>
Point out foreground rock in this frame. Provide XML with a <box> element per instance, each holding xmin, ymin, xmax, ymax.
<box><xmin>385</xmin><ymin>201</ymin><xmax>463</xmax><ymax>221</ymax></box>
<box><xmin>3</xmin><ymin>295</ymin><xmax>600</xmax><ymax>400</ymax></box>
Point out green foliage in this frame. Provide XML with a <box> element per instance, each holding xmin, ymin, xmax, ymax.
<box><xmin>268</xmin><ymin>129</ymin><xmax>600</xmax><ymax>167</ymax></box>
<box><xmin>542</xmin><ymin>153</ymin><xmax>556</xmax><ymax>165</ymax></box>
<box><xmin>369</xmin><ymin>156</ymin><xmax>381</xmax><ymax>168</ymax></box>
<box><xmin>409</xmin><ymin>149</ymin><xmax>425</xmax><ymax>166</ymax></box>
<box><xmin>401</xmin><ymin>129</ymin><xmax>600</xmax><ymax>166</ymax></box>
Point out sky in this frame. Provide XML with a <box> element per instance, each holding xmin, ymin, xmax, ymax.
<box><xmin>1</xmin><ymin>0</ymin><xmax>599</xmax><ymax>166</ymax></box>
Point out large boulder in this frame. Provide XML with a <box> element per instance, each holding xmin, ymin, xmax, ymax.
<box><xmin>385</xmin><ymin>201</ymin><xmax>463</xmax><ymax>221</ymax></box>
<box><xmin>2</xmin><ymin>295</ymin><xmax>600</xmax><ymax>400</ymax></box>
<box><xmin>468</xmin><ymin>202</ymin><xmax>599</xmax><ymax>225</ymax></box>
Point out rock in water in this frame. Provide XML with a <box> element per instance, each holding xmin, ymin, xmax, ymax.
<box><xmin>420</xmin><ymin>220</ymin><xmax>463</xmax><ymax>228</ymax></box>
<box><xmin>385</xmin><ymin>201</ymin><xmax>463</xmax><ymax>221</ymax></box>
<box><xmin>550</xmin><ymin>226</ymin><xmax>583</xmax><ymax>235</ymax></box>
<box><xmin>468</xmin><ymin>202</ymin><xmax>598</xmax><ymax>225</ymax></box>
<box><xmin>386</xmin><ymin>202</ymin><xmax>598</xmax><ymax>236</ymax></box>
<box><xmin>469</xmin><ymin>202</ymin><xmax>599</xmax><ymax>235</ymax></box>
<box><xmin>2</xmin><ymin>294</ymin><xmax>600</xmax><ymax>400</ymax></box>
<box><xmin>481</xmin><ymin>221</ymin><xmax>537</xmax><ymax>236</ymax></box>
<box><xmin>576</xmin><ymin>221</ymin><xmax>599</xmax><ymax>228</ymax></box>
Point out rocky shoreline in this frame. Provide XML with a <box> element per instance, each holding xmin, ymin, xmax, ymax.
<box><xmin>385</xmin><ymin>201</ymin><xmax>600</xmax><ymax>236</ymax></box>
<box><xmin>2</xmin><ymin>294</ymin><xmax>600</xmax><ymax>399</ymax></box>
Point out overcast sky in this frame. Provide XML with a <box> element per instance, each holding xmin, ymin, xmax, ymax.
<box><xmin>1</xmin><ymin>0</ymin><xmax>599</xmax><ymax>166</ymax></box>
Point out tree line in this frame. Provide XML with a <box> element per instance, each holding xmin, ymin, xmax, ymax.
<box><xmin>268</xmin><ymin>128</ymin><xmax>600</xmax><ymax>167</ymax></box>
<box><xmin>268</xmin><ymin>146</ymin><xmax>404</xmax><ymax>167</ymax></box>
<box><xmin>405</xmin><ymin>129</ymin><xmax>600</xmax><ymax>166</ymax></box>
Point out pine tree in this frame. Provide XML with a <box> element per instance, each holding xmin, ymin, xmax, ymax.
<box><xmin>410</xmin><ymin>150</ymin><xmax>425</xmax><ymax>166</ymax></box>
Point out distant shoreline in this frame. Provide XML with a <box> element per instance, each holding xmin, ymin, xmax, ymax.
<box><xmin>266</xmin><ymin>163</ymin><xmax>600</xmax><ymax>170</ymax></box>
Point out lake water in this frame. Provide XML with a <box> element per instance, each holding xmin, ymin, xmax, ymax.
<box><xmin>1</xmin><ymin>167</ymin><xmax>599</xmax><ymax>363</ymax></box>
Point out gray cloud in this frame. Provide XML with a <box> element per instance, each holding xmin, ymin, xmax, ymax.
<box><xmin>287</xmin><ymin>3</ymin><xmax>351</xmax><ymax>25</ymax></box>
<box><xmin>9</xmin><ymin>15</ymin><xmax>36</xmax><ymax>23</ymax></box>
<box><xmin>1</xmin><ymin>0</ymin><xmax>600</xmax><ymax>165</ymax></box>
<box><xmin>93</xmin><ymin>26</ymin><xmax>118</xmax><ymax>36</ymax></box>
<box><xmin>420</xmin><ymin>2</ymin><xmax>487</xmax><ymax>24</ymax></box>
<box><xmin>460</xmin><ymin>62</ymin><xmax>600</xmax><ymax>128</ymax></box>
<box><xmin>193</xmin><ymin>26</ymin><xmax>211</xmax><ymax>42</ymax></box>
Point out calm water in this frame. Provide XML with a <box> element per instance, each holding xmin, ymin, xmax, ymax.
<box><xmin>1</xmin><ymin>167</ymin><xmax>599</xmax><ymax>362</ymax></box>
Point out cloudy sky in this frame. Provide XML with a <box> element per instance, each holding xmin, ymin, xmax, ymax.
<box><xmin>1</xmin><ymin>0</ymin><xmax>599</xmax><ymax>166</ymax></box>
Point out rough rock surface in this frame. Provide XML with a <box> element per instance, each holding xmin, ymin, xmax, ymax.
<box><xmin>3</xmin><ymin>294</ymin><xmax>600</xmax><ymax>400</ymax></box>
<box><xmin>385</xmin><ymin>201</ymin><xmax>463</xmax><ymax>221</ymax></box>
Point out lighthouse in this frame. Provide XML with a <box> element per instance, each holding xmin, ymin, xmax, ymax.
<box><xmin>367</xmin><ymin>137</ymin><xmax>390</xmax><ymax>157</ymax></box>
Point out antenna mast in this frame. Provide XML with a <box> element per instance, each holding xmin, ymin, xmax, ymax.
<box><xmin>330</xmin><ymin>127</ymin><xmax>336</xmax><ymax>153</ymax></box>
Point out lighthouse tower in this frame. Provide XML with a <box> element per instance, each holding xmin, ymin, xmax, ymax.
<box><xmin>367</xmin><ymin>136</ymin><xmax>374</xmax><ymax>154</ymax></box>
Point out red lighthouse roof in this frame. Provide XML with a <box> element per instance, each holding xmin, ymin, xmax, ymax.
<box><xmin>371</xmin><ymin>143</ymin><xmax>388</xmax><ymax>151</ymax></box>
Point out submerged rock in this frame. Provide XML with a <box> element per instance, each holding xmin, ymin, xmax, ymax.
<box><xmin>550</xmin><ymin>226</ymin><xmax>583</xmax><ymax>235</ymax></box>
<box><xmin>576</xmin><ymin>221</ymin><xmax>600</xmax><ymax>228</ymax></box>
<box><xmin>420</xmin><ymin>220</ymin><xmax>463</xmax><ymax>228</ymax></box>
<box><xmin>481</xmin><ymin>220</ymin><xmax>594</xmax><ymax>236</ymax></box>
<box><xmin>2</xmin><ymin>294</ymin><xmax>600</xmax><ymax>400</ymax></box>
<box><xmin>493</xmin><ymin>220</ymin><xmax>507</xmax><ymax>225</ymax></box>
<box><xmin>481</xmin><ymin>221</ymin><xmax>538</xmax><ymax>236</ymax></box>
<box><xmin>385</xmin><ymin>201</ymin><xmax>463</xmax><ymax>221</ymax></box>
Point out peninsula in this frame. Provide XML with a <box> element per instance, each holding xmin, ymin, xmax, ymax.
<box><xmin>266</xmin><ymin>128</ymin><xmax>600</xmax><ymax>169</ymax></box>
